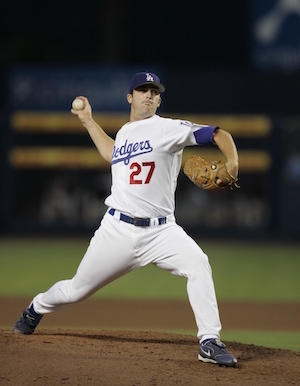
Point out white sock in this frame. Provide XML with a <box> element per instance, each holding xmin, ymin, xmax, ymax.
<box><xmin>200</xmin><ymin>335</ymin><xmax>219</xmax><ymax>344</ymax></box>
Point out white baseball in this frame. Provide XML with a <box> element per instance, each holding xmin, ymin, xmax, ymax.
<box><xmin>72</xmin><ymin>98</ymin><xmax>85</xmax><ymax>110</ymax></box>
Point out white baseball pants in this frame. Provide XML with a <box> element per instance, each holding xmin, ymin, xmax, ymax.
<box><xmin>33</xmin><ymin>210</ymin><xmax>222</xmax><ymax>340</ymax></box>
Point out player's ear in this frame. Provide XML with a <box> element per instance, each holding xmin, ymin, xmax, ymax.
<box><xmin>127</xmin><ymin>93</ymin><xmax>133</xmax><ymax>104</ymax></box>
<box><xmin>157</xmin><ymin>96</ymin><xmax>162</xmax><ymax>107</ymax></box>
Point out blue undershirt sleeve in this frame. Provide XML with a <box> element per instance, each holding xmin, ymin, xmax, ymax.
<box><xmin>193</xmin><ymin>126</ymin><xmax>218</xmax><ymax>144</ymax></box>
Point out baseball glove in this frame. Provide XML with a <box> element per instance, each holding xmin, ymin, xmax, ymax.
<box><xmin>183</xmin><ymin>155</ymin><xmax>239</xmax><ymax>190</ymax></box>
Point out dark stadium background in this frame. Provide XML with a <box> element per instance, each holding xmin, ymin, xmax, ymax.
<box><xmin>1</xmin><ymin>0</ymin><xmax>300</xmax><ymax>238</ymax></box>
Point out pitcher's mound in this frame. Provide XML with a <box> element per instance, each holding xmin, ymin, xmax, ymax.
<box><xmin>1</xmin><ymin>329</ymin><xmax>299</xmax><ymax>386</ymax></box>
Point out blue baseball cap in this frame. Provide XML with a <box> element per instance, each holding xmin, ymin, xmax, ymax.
<box><xmin>129</xmin><ymin>72</ymin><xmax>165</xmax><ymax>94</ymax></box>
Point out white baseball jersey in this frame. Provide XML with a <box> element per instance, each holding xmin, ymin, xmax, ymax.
<box><xmin>105</xmin><ymin>114</ymin><xmax>217</xmax><ymax>217</ymax></box>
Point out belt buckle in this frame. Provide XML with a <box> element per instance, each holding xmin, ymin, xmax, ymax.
<box><xmin>133</xmin><ymin>217</ymin><xmax>150</xmax><ymax>227</ymax></box>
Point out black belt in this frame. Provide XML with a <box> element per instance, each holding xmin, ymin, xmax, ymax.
<box><xmin>108</xmin><ymin>208</ymin><xmax>166</xmax><ymax>227</ymax></box>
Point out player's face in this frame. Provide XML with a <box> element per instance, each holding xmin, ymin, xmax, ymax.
<box><xmin>127</xmin><ymin>86</ymin><xmax>161</xmax><ymax>121</ymax></box>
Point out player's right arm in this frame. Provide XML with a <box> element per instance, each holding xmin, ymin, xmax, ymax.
<box><xmin>71</xmin><ymin>96</ymin><xmax>114</xmax><ymax>163</ymax></box>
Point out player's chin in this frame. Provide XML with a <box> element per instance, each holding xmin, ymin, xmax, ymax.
<box><xmin>141</xmin><ymin>106</ymin><xmax>155</xmax><ymax>118</ymax></box>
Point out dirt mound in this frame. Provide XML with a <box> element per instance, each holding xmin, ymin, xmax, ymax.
<box><xmin>1</xmin><ymin>329</ymin><xmax>299</xmax><ymax>386</ymax></box>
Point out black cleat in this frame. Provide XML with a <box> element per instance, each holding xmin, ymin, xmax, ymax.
<box><xmin>12</xmin><ymin>307</ymin><xmax>43</xmax><ymax>335</ymax></box>
<box><xmin>198</xmin><ymin>338</ymin><xmax>237</xmax><ymax>367</ymax></box>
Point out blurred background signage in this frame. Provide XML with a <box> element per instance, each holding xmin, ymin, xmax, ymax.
<box><xmin>250</xmin><ymin>0</ymin><xmax>300</xmax><ymax>71</ymax></box>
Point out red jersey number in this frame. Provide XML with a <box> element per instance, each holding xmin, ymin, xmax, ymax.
<box><xmin>130</xmin><ymin>162</ymin><xmax>155</xmax><ymax>184</ymax></box>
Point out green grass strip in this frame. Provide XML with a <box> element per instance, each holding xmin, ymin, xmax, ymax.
<box><xmin>0</xmin><ymin>238</ymin><xmax>299</xmax><ymax>302</ymax></box>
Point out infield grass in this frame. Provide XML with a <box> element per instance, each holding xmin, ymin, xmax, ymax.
<box><xmin>1</xmin><ymin>237</ymin><xmax>299</xmax><ymax>302</ymax></box>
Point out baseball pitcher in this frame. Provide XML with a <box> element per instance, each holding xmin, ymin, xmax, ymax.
<box><xmin>13</xmin><ymin>72</ymin><xmax>238</xmax><ymax>367</ymax></box>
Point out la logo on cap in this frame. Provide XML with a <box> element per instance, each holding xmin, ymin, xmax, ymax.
<box><xmin>146</xmin><ymin>73</ymin><xmax>154</xmax><ymax>82</ymax></box>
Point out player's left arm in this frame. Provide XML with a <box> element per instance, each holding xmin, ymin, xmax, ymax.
<box><xmin>213</xmin><ymin>128</ymin><xmax>239</xmax><ymax>180</ymax></box>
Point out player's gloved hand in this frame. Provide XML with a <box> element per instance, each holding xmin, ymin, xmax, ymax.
<box><xmin>183</xmin><ymin>155</ymin><xmax>239</xmax><ymax>190</ymax></box>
